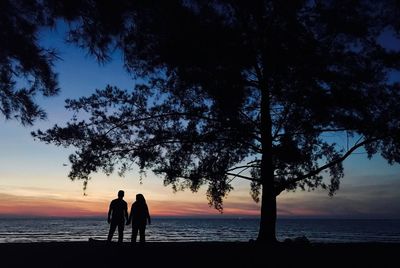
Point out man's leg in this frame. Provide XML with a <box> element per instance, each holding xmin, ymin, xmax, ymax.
<box><xmin>117</xmin><ymin>222</ymin><xmax>125</xmax><ymax>243</ymax></box>
<box><xmin>107</xmin><ymin>222</ymin><xmax>117</xmax><ymax>242</ymax></box>
<box><xmin>131</xmin><ymin>226</ymin><xmax>138</xmax><ymax>243</ymax></box>
<box><xmin>139</xmin><ymin>226</ymin><xmax>146</xmax><ymax>243</ymax></box>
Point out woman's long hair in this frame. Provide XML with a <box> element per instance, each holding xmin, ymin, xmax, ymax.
<box><xmin>136</xmin><ymin>193</ymin><xmax>146</xmax><ymax>205</ymax></box>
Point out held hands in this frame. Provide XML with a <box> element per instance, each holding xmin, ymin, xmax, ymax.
<box><xmin>107</xmin><ymin>218</ymin><xmax>111</xmax><ymax>224</ymax></box>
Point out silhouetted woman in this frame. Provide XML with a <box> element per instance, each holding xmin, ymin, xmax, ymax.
<box><xmin>127</xmin><ymin>194</ymin><xmax>151</xmax><ymax>243</ymax></box>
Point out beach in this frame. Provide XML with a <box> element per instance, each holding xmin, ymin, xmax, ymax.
<box><xmin>1</xmin><ymin>241</ymin><xmax>399</xmax><ymax>267</ymax></box>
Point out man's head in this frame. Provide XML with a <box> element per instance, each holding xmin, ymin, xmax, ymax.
<box><xmin>118</xmin><ymin>190</ymin><xmax>124</xmax><ymax>199</ymax></box>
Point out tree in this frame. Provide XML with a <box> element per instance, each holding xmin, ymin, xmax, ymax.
<box><xmin>0</xmin><ymin>0</ymin><xmax>59</xmax><ymax>125</ymax></box>
<box><xmin>34</xmin><ymin>0</ymin><xmax>400</xmax><ymax>242</ymax></box>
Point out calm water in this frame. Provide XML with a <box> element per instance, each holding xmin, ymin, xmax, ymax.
<box><xmin>0</xmin><ymin>218</ymin><xmax>399</xmax><ymax>243</ymax></box>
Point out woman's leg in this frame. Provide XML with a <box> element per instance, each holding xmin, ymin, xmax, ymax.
<box><xmin>139</xmin><ymin>225</ymin><xmax>146</xmax><ymax>243</ymax></box>
<box><xmin>131</xmin><ymin>225</ymin><xmax>139</xmax><ymax>243</ymax></box>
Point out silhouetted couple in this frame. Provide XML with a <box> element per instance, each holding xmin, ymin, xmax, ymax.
<box><xmin>107</xmin><ymin>190</ymin><xmax>151</xmax><ymax>243</ymax></box>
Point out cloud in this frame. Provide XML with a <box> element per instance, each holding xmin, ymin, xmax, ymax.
<box><xmin>0</xmin><ymin>187</ymin><xmax>261</xmax><ymax>217</ymax></box>
<box><xmin>277</xmin><ymin>177</ymin><xmax>400</xmax><ymax>218</ymax></box>
<box><xmin>0</xmin><ymin>192</ymin><xmax>106</xmax><ymax>217</ymax></box>
<box><xmin>1</xmin><ymin>173</ymin><xmax>399</xmax><ymax>218</ymax></box>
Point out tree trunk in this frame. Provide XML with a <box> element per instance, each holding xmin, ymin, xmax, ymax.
<box><xmin>257</xmin><ymin>116</ymin><xmax>277</xmax><ymax>241</ymax></box>
<box><xmin>257</xmin><ymin>153</ymin><xmax>277</xmax><ymax>243</ymax></box>
<box><xmin>257</xmin><ymin>57</ymin><xmax>277</xmax><ymax>242</ymax></box>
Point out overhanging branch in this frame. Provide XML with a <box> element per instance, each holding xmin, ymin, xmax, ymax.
<box><xmin>227</xmin><ymin>165</ymin><xmax>259</xmax><ymax>172</ymax></box>
<box><xmin>226</xmin><ymin>172</ymin><xmax>260</xmax><ymax>182</ymax></box>
<box><xmin>275</xmin><ymin>137</ymin><xmax>382</xmax><ymax>195</ymax></box>
<box><xmin>274</xmin><ymin>128</ymin><xmax>358</xmax><ymax>139</ymax></box>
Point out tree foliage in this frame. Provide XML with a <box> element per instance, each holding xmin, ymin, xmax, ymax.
<box><xmin>32</xmin><ymin>1</ymin><xmax>400</xmax><ymax>240</ymax></box>
<box><xmin>0</xmin><ymin>0</ymin><xmax>59</xmax><ymax>125</ymax></box>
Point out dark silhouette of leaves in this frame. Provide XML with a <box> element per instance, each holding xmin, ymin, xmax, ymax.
<box><xmin>0</xmin><ymin>0</ymin><xmax>59</xmax><ymax>125</ymax></box>
<box><xmin>33</xmin><ymin>0</ymin><xmax>400</xmax><ymax>242</ymax></box>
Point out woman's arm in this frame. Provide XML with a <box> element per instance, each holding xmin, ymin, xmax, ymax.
<box><xmin>146</xmin><ymin>205</ymin><xmax>151</xmax><ymax>225</ymax></box>
<box><xmin>107</xmin><ymin>202</ymin><xmax>113</xmax><ymax>224</ymax></box>
<box><xmin>126</xmin><ymin>204</ymin><xmax>133</xmax><ymax>225</ymax></box>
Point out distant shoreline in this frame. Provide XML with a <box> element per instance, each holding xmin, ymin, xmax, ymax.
<box><xmin>1</xmin><ymin>216</ymin><xmax>399</xmax><ymax>220</ymax></box>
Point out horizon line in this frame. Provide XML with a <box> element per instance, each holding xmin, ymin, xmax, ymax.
<box><xmin>1</xmin><ymin>215</ymin><xmax>399</xmax><ymax>220</ymax></box>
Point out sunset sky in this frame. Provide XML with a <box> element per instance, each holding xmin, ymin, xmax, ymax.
<box><xmin>1</xmin><ymin>23</ymin><xmax>400</xmax><ymax>219</ymax></box>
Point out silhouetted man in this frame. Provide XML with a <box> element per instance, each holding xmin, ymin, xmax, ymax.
<box><xmin>107</xmin><ymin>190</ymin><xmax>128</xmax><ymax>243</ymax></box>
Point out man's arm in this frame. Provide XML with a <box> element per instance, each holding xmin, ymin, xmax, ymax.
<box><xmin>124</xmin><ymin>202</ymin><xmax>129</xmax><ymax>222</ymax></box>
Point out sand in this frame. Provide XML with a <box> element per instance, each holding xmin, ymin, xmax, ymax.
<box><xmin>0</xmin><ymin>241</ymin><xmax>398</xmax><ymax>267</ymax></box>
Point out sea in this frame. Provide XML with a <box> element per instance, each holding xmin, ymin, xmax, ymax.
<box><xmin>0</xmin><ymin>218</ymin><xmax>399</xmax><ymax>243</ymax></box>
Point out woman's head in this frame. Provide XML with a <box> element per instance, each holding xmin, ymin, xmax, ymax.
<box><xmin>136</xmin><ymin>193</ymin><xmax>146</xmax><ymax>203</ymax></box>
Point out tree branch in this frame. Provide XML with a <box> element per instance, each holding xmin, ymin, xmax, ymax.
<box><xmin>226</xmin><ymin>165</ymin><xmax>259</xmax><ymax>172</ymax></box>
<box><xmin>274</xmin><ymin>128</ymin><xmax>358</xmax><ymax>138</ymax></box>
<box><xmin>226</xmin><ymin>172</ymin><xmax>260</xmax><ymax>182</ymax></box>
<box><xmin>272</xmin><ymin>106</ymin><xmax>290</xmax><ymax>140</ymax></box>
<box><xmin>102</xmin><ymin>112</ymin><xmax>223</xmax><ymax>135</ymax></box>
<box><xmin>275</xmin><ymin>137</ymin><xmax>381</xmax><ymax>195</ymax></box>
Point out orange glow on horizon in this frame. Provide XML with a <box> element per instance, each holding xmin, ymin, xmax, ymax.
<box><xmin>0</xmin><ymin>192</ymin><xmax>263</xmax><ymax>218</ymax></box>
<box><xmin>1</xmin><ymin>179</ymin><xmax>366</xmax><ymax>219</ymax></box>
<box><xmin>0</xmin><ymin>192</ymin><xmax>336</xmax><ymax>218</ymax></box>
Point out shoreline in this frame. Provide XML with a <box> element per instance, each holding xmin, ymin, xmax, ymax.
<box><xmin>1</xmin><ymin>241</ymin><xmax>399</xmax><ymax>267</ymax></box>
